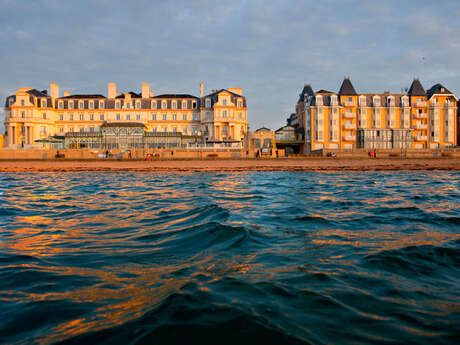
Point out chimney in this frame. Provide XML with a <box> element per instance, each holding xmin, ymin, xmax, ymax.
<box><xmin>150</xmin><ymin>90</ymin><xmax>154</xmax><ymax>97</ymax></box>
<box><xmin>200</xmin><ymin>82</ymin><xmax>204</xmax><ymax>97</ymax></box>
<box><xmin>142</xmin><ymin>82</ymin><xmax>150</xmax><ymax>98</ymax></box>
<box><xmin>108</xmin><ymin>83</ymin><xmax>117</xmax><ymax>98</ymax></box>
<box><xmin>63</xmin><ymin>90</ymin><xmax>70</xmax><ymax>97</ymax></box>
<box><xmin>50</xmin><ymin>82</ymin><xmax>59</xmax><ymax>99</ymax></box>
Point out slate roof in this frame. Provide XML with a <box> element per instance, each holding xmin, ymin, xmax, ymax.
<box><xmin>26</xmin><ymin>89</ymin><xmax>49</xmax><ymax>98</ymax></box>
<box><xmin>153</xmin><ymin>94</ymin><xmax>199</xmax><ymax>99</ymax></box>
<box><xmin>255</xmin><ymin>127</ymin><xmax>272</xmax><ymax>132</ymax></box>
<box><xmin>101</xmin><ymin>122</ymin><xmax>145</xmax><ymax>128</ymax></box>
<box><xmin>407</xmin><ymin>79</ymin><xmax>426</xmax><ymax>96</ymax></box>
<box><xmin>426</xmin><ymin>83</ymin><xmax>453</xmax><ymax>98</ymax></box>
<box><xmin>338</xmin><ymin>78</ymin><xmax>357</xmax><ymax>95</ymax></box>
<box><xmin>298</xmin><ymin>84</ymin><xmax>314</xmax><ymax>102</ymax></box>
<box><xmin>116</xmin><ymin>92</ymin><xmax>141</xmax><ymax>99</ymax></box>
<box><xmin>59</xmin><ymin>94</ymin><xmax>106</xmax><ymax>99</ymax></box>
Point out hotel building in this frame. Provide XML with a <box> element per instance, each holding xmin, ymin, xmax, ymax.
<box><xmin>293</xmin><ymin>78</ymin><xmax>458</xmax><ymax>152</ymax></box>
<box><xmin>3</xmin><ymin>82</ymin><xmax>248</xmax><ymax>148</ymax></box>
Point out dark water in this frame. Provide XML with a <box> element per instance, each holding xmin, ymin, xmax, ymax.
<box><xmin>0</xmin><ymin>171</ymin><xmax>459</xmax><ymax>344</ymax></box>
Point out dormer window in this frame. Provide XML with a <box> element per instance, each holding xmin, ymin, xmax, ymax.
<box><xmin>42</xmin><ymin>100</ymin><xmax>47</xmax><ymax>107</ymax></box>
<box><xmin>79</xmin><ymin>102</ymin><xmax>84</xmax><ymax>109</ymax></box>
<box><xmin>172</xmin><ymin>101</ymin><xmax>177</xmax><ymax>109</ymax></box>
<box><xmin>359</xmin><ymin>96</ymin><xmax>366</xmax><ymax>106</ymax></box>
<box><xmin>192</xmin><ymin>101</ymin><xmax>197</xmax><ymax>109</ymax></box>
<box><xmin>162</xmin><ymin>102</ymin><xmax>167</xmax><ymax>109</ymax></box>
<box><xmin>99</xmin><ymin>101</ymin><xmax>104</xmax><ymax>109</ymax></box>
<box><xmin>206</xmin><ymin>99</ymin><xmax>211</xmax><ymax>108</ymax></box>
<box><xmin>152</xmin><ymin>101</ymin><xmax>156</xmax><ymax>108</ymax></box>
<box><xmin>237</xmin><ymin>100</ymin><xmax>242</xmax><ymax>108</ymax></box>
<box><xmin>316</xmin><ymin>95</ymin><xmax>323</xmax><ymax>106</ymax></box>
<box><xmin>89</xmin><ymin>102</ymin><xmax>94</xmax><ymax>109</ymax></box>
<box><xmin>182</xmin><ymin>101</ymin><xmax>187</xmax><ymax>108</ymax></box>
<box><xmin>126</xmin><ymin>103</ymin><xmax>130</xmax><ymax>109</ymax></box>
<box><xmin>59</xmin><ymin>102</ymin><xmax>63</xmax><ymax>109</ymax></box>
<box><xmin>69</xmin><ymin>101</ymin><xmax>74</xmax><ymax>109</ymax></box>
<box><xmin>373</xmin><ymin>96</ymin><xmax>380</xmax><ymax>106</ymax></box>
<box><xmin>116</xmin><ymin>102</ymin><xmax>120</xmax><ymax>109</ymax></box>
<box><xmin>223</xmin><ymin>99</ymin><xmax>227</xmax><ymax>106</ymax></box>
<box><xmin>136</xmin><ymin>102</ymin><xmax>140</xmax><ymax>109</ymax></box>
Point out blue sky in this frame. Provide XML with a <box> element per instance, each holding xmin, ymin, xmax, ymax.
<box><xmin>1</xmin><ymin>0</ymin><xmax>459</xmax><ymax>132</ymax></box>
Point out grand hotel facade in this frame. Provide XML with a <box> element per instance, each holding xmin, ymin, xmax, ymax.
<box><xmin>290</xmin><ymin>78</ymin><xmax>458</xmax><ymax>152</ymax></box>
<box><xmin>3</xmin><ymin>82</ymin><xmax>248</xmax><ymax>148</ymax></box>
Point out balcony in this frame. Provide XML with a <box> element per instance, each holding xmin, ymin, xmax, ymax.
<box><xmin>343</xmin><ymin>113</ymin><xmax>355</xmax><ymax>118</ymax></box>
<box><xmin>414</xmin><ymin>124</ymin><xmax>427</xmax><ymax>130</ymax></box>
<box><xmin>343</xmin><ymin>101</ymin><xmax>355</xmax><ymax>106</ymax></box>
<box><xmin>413</xmin><ymin>113</ymin><xmax>427</xmax><ymax>118</ymax></box>
<box><xmin>415</xmin><ymin>136</ymin><xmax>427</xmax><ymax>141</ymax></box>
<box><xmin>343</xmin><ymin>123</ymin><xmax>355</xmax><ymax>129</ymax></box>
<box><xmin>432</xmin><ymin>137</ymin><xmax>439</xmax><ymax>142</ymax></box>
<box><xmin>343</xmin><ymin>135</ymin><xmax>356</xmax><ymax>141</ymax></box>
<box><xmin>415</xmin><ymin>101</ymin><xmax>426</xmax><ymax>107</ymax></box>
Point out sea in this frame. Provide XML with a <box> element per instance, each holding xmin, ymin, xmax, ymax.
<box><xmin>0</xmin><ymin>171</ymin><xmax>459</xmax><ymax>344</ymax></box>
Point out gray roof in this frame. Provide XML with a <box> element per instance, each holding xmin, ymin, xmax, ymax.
<box><xmin>426</xmin><ymin>83</ymin><xmax>453</xmax><ymax>98</ymax></box>
<box><xmin>59</xmin><ymin>94</ymin><xmax>106</xmax><ymax>99</ymax></box>
<box><xmin>26</xmin><ymin>89</ymin><xmax>49</xmax><ymax>98</ymax></box>
<box><xmin>408</xmin><ymin>79</ymin><xmax>426</xmax><ymax>96</ymax></box>
<box><xmin>338</xmin><ymin>78</ymin><xmax>357</xmax><ymax>95</ymax></box>
<box><xmin>101</xmin><ymin>122</ymin><xmax>145</xmax><ymax>128</ymax></box>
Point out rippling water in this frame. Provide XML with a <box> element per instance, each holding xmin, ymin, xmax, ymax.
<box><xmin>0</xmin><ymin>171</ymin><xmax>459</xmax><ymax>344</ymax></box>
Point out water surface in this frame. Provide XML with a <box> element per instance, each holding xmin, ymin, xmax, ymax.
<box><xmin>0</xmin><ymin>171</ymin><xmax>459</xmax><ymax>344</ymax></box>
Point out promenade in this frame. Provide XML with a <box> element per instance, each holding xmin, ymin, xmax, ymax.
<box><xmin>0</xmin><ymin>158</ymin><xmax>459</xmax><ymax>172</ymax></box>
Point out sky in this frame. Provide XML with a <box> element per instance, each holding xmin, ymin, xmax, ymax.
<box><xmin>1</xmin><ymin>0</ymin><xmax>459</xmax><ymax>132</ymax></box>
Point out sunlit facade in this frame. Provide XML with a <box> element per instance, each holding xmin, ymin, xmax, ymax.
<box><xmin>3</xmin><ymin>82</ymin><xmax>248</xmax><ymax>148</ymax></box>
<box><xmin>293</xmin><ymin>78</ymin><xmax>458</xmax><ymax>151</ymax></box>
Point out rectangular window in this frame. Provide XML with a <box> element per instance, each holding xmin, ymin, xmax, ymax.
<box><xmin>116</xmin><ymin>102</ymin><xmax>120</xmax><ymax>109</ymax></box>
<box><xmin>99</xmin><ymin>101</ymin><xmax>104</xmax><ymax>109</ymax></box>
<box><xmin>42</xmin><ymin>100</ymin><xmax>47</xmax><ymax>107</ymax></box>
<box><xmin>136</xmin><ymin>114</ymin><xmax>141</xmax><ymax>120</ymax></box>
<box><xmin>69</xmin><ymin>101</ymin><xmax>74</xmax><ymax>109</ymax></box>
<box><xmin>70</xmin><ymin>114</ymin><xmax>74</xmax><ymax>121</ymax></box>
<box><xmin>90</xmin><ymin>114</ymin><xmax>94</xmax><ymax>121</ymax></box>
<box><xmin>126</xmin><ymin>114</ymin><xmax>130</xmax><ymax>120</ymax></box>
<box><xmin>223</xmin><ymin>99</ymin><xmax>227</xmax><ymax>106</ymax></box>
<box><xmin>162</xmin><ymin>102</ymin><xmax>167</xmax><ymax>109</ymax></box>
<box><xmin>206</xmin><ymin>100</ymin><xmax>211</xmax><ymax>108</ymax></box>
<box><xmin>222</xmin><ymin>111</ymin><xmax>227</xmax><ymax>118</ymax></box>
<box><xmin>79</xmin><ymin>114</ymin><xmax>84</xmax><ymax>121</ymax></box>
<box><xmin>100</xmin><ymin>114</ymin><xmax>104</xmax><ymax>121</ymax></box>
<box><xmin>59</xmin><ymin>102</ymin><xmax>63</xmax><ymax>109</ymax></box>
<box><xmin>89</xmin><ymin>102</ymin><xmax>94</xmax><ymax>109</ymax></box>
<box><xmin>164</xmin><ymin>128</ymin><xmax>167</xmax><ymax>132</ymax></box>
<box><xmin>182</xmin><ymin>102</ymin><xmax>187</xmax><ymax>109</ymax></box>
<box><xmin>59</xmin><ymin>114</ymin><xmax>63</xmax><ymax>121</ymax></box>
<box><xmin>136</xmin><ymin>102</ymin><xmax>140</xmax><ymax>109</ymax></box>
<box><xmin>116</xmin><ymin>114</ymin><xmax>121</xmax><ymax>120</ymax></box>
<box><xmin>163</xmin><ymin>114</ymin><xmax>167</xmax><ymax>120</ymax></box>
<box><xmin>172</xmin><ymin>114</ymin><xmax>177</xmax><ymax>120</ymax></box>
<box><xmin>79</xmin><ymin>102</ymin><xmax>84</xmax><ymax>109</ymax></box>
<box><xmin>152</xmin><ymin>114</ymin><xmax>156</xmax><ymax>120</ymax></box>
<box><xmin>43</xmin><ymin>113</ymin><xmax>47</xmax><ymax>119</ymax></box>
<box><xmin>153</xmin><ymin>128</ymin><xmax>157</xmax><ymax>133</ymax></box>
<box><xmin>238</xmin><ymin>112</ymin><xmax>242</xmax><ymax>119</ymax></box>
<box><xmin>183</xmin><ymin>114</ymin><xmax>187</xmax><ymax>120</ymax></box>
<box><xmin>193</xmin><ymin>114</ymin><xmax>198</xmax><ymax>121</ymax></box>
<box><xmin>60</xmin><ymin>127</ymin><xmax>64</xmax><ymax>133</ymax></box>
<box><xmin>126</xmin><ymin>103</ymin><xmax>130</xmax><ymax>109</ymax></box>
<box><xmin>172</xmin><ymin>102</ymin><xmax>177</xmax><ymax>109</ymax></box>
<box><xmin>173</xmin><ymin>127</ymin><xmax>177</xmax><ymax>133</ymax></box>
<box><xmin>89</xmin><ymin>127</ymin><xmax>94</xmax><ymax>132</ymax></box>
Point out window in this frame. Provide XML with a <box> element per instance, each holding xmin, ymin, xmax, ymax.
<box><xmin>116</xmin><ymin>102</ymin><xmax>120</xmax><ymax>109</ymax></box>
<box><xmin>237</xmin><ymin>101</ymin><xmax>242</xmax><ymax>108</ymax></box>
<box><xmin>70</xmin><ymin>114</ymin><xmax>74</xmax><ymax>121</ymax></box>
<box><xmin>163</xmin><ymin>114</ymin><xmax>167</xmax><ymax>120</ymax></box>
<box><xmin>126</xmin><ymin>103</ymin><xmax>130</xmax><ymax>109</ymax></box>
<box><xmin>173</xmin><ymin>127</ymin><xmax>177</xmax><ymax>133</ymax></box>
<box><xmin>116</xmin><ymin>114</ymin><xmax>121</xmax><ymax>120</ymax></box>
<box><xmin>182</xmin><ymin>102</ymin><xmax>186</xmax><ymax>108</ymax></box>
<box><xmin>152</xmin><ymin>114</ymin><xmax>156</xmax><ymax>120</ymax></box>
<box><xmin>223</xmin><ymin>99</ymin><xmax>227</xmax><ymax>106</ymax></box>
<box><xmin>172</xmin><ymin>114</ymin><xmax>177</xmax><ymax>120</ymax></box>
<box><xmin>222</xmin><ymin>111</ymin><xmax>227</xmax><ymax>118</ymax></box>
<box><xmin>206</xmin><ymin>99</ymin><xmax>211</xmax><ymax>108</ymax></box>
<box><xmin>182</xmin><ymin>114</ymin><xmax>187</xmax><ymax>120</ymax></box>
<box><xmin>238</xmin><ymin>112</ymin><xmax>242</xmax><ymax>119</ymax></box>
<box><xmin>59</xmin><ymin>102</ymin><xmax>63</xmax><ymax>109</ymax></box>
<box><xmin>136</xmin><ymin>114</ymin><xmax>141</xmax><ymax>121</ymax></box>
<box><xmin>79</xmin><ymin>114</ymin><xmax>84</xmax><ymax>121</ymax></box>
<box><xmin>21</xmin><ymin>111</ymin><xmax>25</xmax><ymax>118</ymax></box>
<box><xmin>80</xmin><ymin>127</ymin><xmax>84</xmax><ymax>133</ymax></box>
<box><xmin>192</xmin><ymin>102</ymin><xmax>197</xmax><ymax>109</ymax></box>
<box><xmin>90</xmin><ymin>114</ymin><xmax>94</xmax><ymax>121</ymax></box>
<box><xmin>193</xmin><ymin>114</ymin><xmax>198</xmax><ymax>121</ymax></box>
<box><xmin>100</xmin><ymin>114</ymin><xmax>104</xmax><ymax>121</ymax></box>
<box><xmin>69</xmin><ymin>101</ymin><xmax>74</xmax><ymax>109</ymax></box>
<box><xmin>59</xmin><ymin>114</ymin><xmax>63</xmax><ymax>121</ymax></box>
<box><xmin>153</xmin><ymin>128</ymin><xmax>157</xmax><ymax>133</ymax></box>
<box><xmin>126</xmin><ymin>114</ymin><xmax>130</xmax><ymax>120</ymax></box>
<box><xmin>172</xmin><ymin>101</ymin><xmax>177</xmax><ymax>109</ymax></box>
<box><xmin>152</xmin><ymin>101</ymin><xmax>156</xmax><ymax>108</ymax></box>
<box><xmin>79</xmin><ymin>102</ymin><xmax>84</xmax><ymax>109</ymax></box>
<box><xmin>164</xmin><ymin>128</ymin><xmax>167</xmax><ymax>132</ymax></box>
<box><xmin>43</xmin><ymin>113</ymin><xmax>47</xmax><ymax>119</ymax></box>
<box><xmin>333</xmin><ymin>108</ymin><xmax>338</xmax><ymax>114</ymax></box>
<box><xmin>99</xmin><ymin>101</ymin><xmax>104</xmax><ymax>109</ymax></box>
<box><xmin>21</xmin><ymin>100</ymin><xmax>25</xmax><ymax>106</ymax></box>
<box><xmin>136</xmin><ymin>102</ymin><xmax>140</xmax><ymax>109</ymax></box>
<box><xmin>206</xmin><ymin>112</ymin><xmax>211</xmax><ymax>119</ymax></box>
<box><xmin>60</xmin><ymin>127</ymin><xmax>64</xmax><ymax>133</ymax></box>
<box><xmin>42</xmin><ymin>100</ymin><xmax>47</xmax><ymax>107</ymax></box>
<box><xmin>183</xmin><ymin>127</ymin><xmax>187</xmax><ymax>134</ymax></box>
<box><xmin>89</xmin><ymin>102</ymin><xmax>94</xmax><ymax>109</ymax></box>
<box><xmin>162</xmin><ymin>102</ymin><xmax>167</xmax><ymax>109</ymax></box>
<box><xmin>90</xmin><ymin>127</ymin><xmax>94</xmax><ymax>132</ymax></box>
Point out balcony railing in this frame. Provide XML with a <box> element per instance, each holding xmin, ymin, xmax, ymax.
<box><xmin>413</xmin><ymin>113</ymin><xmax>427</xmax><ymax>118</ymax></box>
<box><xmin>343</xmin><ymin>101</ymin><xmax>355</xmax><ymax>106</ymax></box>
<box><xmin>343</xmin><ymin>113</ymin><xmax>355</xmax><ymax>118</ymax></box>
<box><xmin>432</xmin><ymin>137</ymin><xmax>439</xmax><ymax>142</ymax></box>
<box><xmin>343</xmin><ymin>123</ymin><xmax>355</xmax><ymax>129</ymax></box>
<box><xmin>415</xmin><ymin>101</ymin><xmax>426</xmax><ymax>107</ymax></box>
<box><xmin>343</xmin><ymin>135</ymin><xmax>356</xmax><ymax>141</ymax></box>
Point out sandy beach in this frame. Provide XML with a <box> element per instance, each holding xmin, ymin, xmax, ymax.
<box><xmin>0</xmin><ymin>158</ymin><xmax>459</xmax><ymax>172</ymax></box>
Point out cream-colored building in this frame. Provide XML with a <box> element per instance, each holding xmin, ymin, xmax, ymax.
<box><xmin>3</xmin><ymin>82</ymin><xmax>248</xmax><ymax>148</ymax></box>
<box><xmin>294</xmin><ymin>78</ymin><xmax>458</xmax><ymax>151</ymax></box>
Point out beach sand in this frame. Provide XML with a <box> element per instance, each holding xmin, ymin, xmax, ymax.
<box><xmin>0</xmin><ymin>158</ymin><xmax>459</xmax><ymax>172</ymax></box>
